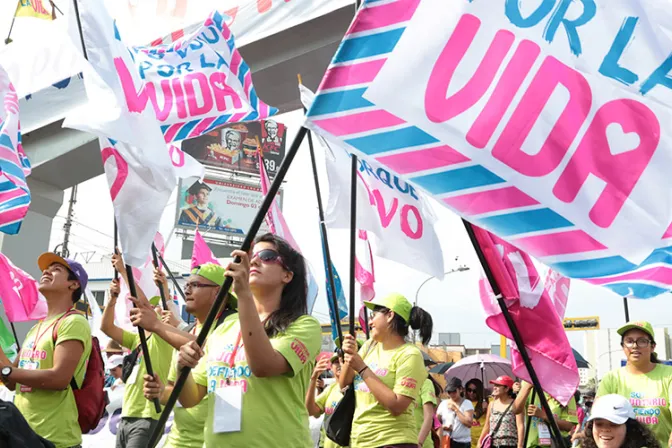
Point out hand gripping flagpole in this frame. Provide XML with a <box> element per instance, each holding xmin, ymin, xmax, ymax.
<box><xmin>298</xmin><ymin>74</ymin><xmax>344</xmax><ymax>347</ymax></box>
<box><xmin>151</xmin><ymin>243</ymin><xmax>169</xmax><ymax>309</ymax></box>
<box><xmin>148</xmin><ymin>126</ymin><xmax>308</xmax><ymax>447</ymax></box>
<box><xmin>125</xmin><ymin>264</ymin><xmax>162</xmax><ymax>414</ymax></box>
<box><xmin>462</xmin><ymin>219</ymin><xmax>567</xmax><ymax>448</ymax></box>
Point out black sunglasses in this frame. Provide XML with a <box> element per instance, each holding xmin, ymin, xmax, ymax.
<box><xmin>252</xmin><ymin>249</ymin><xmax>290</xmax><ymax>271</ymax></box>
<box><xmin>466</xmin><ymin>388</ymin><xmax>478</xmax><ymax>393</ymax></box>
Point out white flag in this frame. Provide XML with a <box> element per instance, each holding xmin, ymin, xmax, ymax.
<box><xmin>64</xmin><ymin>0</ymin><xmax>203</xmax><ymax>266</ymax></box>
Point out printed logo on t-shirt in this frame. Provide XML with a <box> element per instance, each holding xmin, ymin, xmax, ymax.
<box><xmin>400</xmin><ymin>377</ymin><xmax>417</xmax><ymax>389</ymax></box>
<box><xmin>325</xmin><ymin>399</ymin><xmax>340</xmax><ymax>415</ymax></box>
<box><xmin>630</xmin><ymin>392</ymin><xmax>666</xmax><ymax>425</ymax></box>
<box><xmin>208</xmin><ymin>346</ymin><xmax>252</xmax><ymax>394</ymax></box>
<box><xmin>290</xmin><ymin>338</ymin><xmax>309</xmax><ymax>364</ymax></box>
<box><xmin>19</xmin><ymin>341</ymin><xmax>47</xmax><ymax>361</ymax></box>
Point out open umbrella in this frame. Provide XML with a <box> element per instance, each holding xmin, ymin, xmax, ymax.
<box><xmin>445</xmin><ymin>354</ymin><xmax>513</xmax><ymax>386</ymax></box>
<box><xmin>422</xmin><ymin>351</ymin><xmax>436</xmax><ymax>366</ymax></box>
<box><xmin>429</xmin><ymin>362</ymin><xmax>454</xmax><ymax>374</ymax></box>
<box><xmin>573</xmin><ymin>348</ymin><xmax>589</xmax><ymax>369</ymax></box>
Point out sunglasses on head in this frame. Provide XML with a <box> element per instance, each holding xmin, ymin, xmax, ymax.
<box><xmin>252</xmin><ymin>249</ymin><xmax>290</xmax><ymax>271</ymax></box>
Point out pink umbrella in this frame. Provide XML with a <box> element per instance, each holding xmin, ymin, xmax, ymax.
<box><xmin>445</xmin><ymin>354</ymin><xmax>513</xmax><ymax>387</ymax></box>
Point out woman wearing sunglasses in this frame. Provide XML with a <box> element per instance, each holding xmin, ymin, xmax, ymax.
<box><xmin>340</xmin><ymin>293</ymin><xmax>434</xmax><ymax>448</ymax></box>
<box><xmin>597</xmin><ymin>321</ymin><xmax>672</xmax><ymax>448</ymax></box>
<box><xmin>465</xmin><ymin>379</ymin><xmax>488</xmax><ymax>448</ymax></box>
<box><xmin>168</xmin><ymin>234</ymin><xmax>322</xmax><ymax>448</ymax></box>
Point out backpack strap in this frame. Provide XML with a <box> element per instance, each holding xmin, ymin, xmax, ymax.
<box><xmin>51</xmin><ymin>310</ymin><xmax>84</xmax><ymax>391</ymax></box>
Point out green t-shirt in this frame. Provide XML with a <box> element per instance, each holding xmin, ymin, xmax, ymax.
<box><xmin>415</xmin><ymin>378</ymin><xmax>438</xmax><ymax>448</ymax></box>
<box><xmin>526</xmin><ymin>390</ymin><xmax>578</xmax><ymax>448</ymax></box>
<box><xmin>350</xmin><ymin>339</ymin><xmax>426</xmax><ymax>448</ymax></box>
<box><xmin>316</xmin><ymin>382</ymin><xmax>347</xmax><ymax>448</ymax></box>
<box><xmin>120</xmin><ymin>329</ymin><xmax>173</xmax><ymax>419</ymax></box>
<box><xmin>192</xmin><ymin>313</ymin><xmax>321</xmax><ymax>448</ymax></box>
<box><xmin>164</xmin><ymin>323</ymin><xmax>210</xmax><ymax>448</ymax></box>
<box><xmin>598</xmin><ymin>365</ymin><xmax>672</xmax><ymax>448</ymax></box>
<box><xmin>15</xmin><ymin>311</ymin><xmax>92</xmax><ymax>448</ymax></box>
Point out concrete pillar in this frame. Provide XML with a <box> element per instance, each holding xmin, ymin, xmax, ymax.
<box><xmin>0</xmin><ymin>178</ymin><xmax>64</xmax><ymax>343</ymax></box>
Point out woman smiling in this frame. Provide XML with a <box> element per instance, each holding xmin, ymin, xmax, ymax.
<box><xmin>582</xmin><ymin>394</ymin><xmax>659</xmax><ymax>448</ymax></box>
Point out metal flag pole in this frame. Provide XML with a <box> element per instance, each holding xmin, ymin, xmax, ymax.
<box><xmin>623</xmin><ymin>297</ymin><xmax>630</xmax><ymax>322</ymax></box>
<box><xmin>297</xmin><ymin>74</ymin><xmax>344</xmax><ymax>346</ymax></box>
<box><xmin>148</xmin><ymin>127</ymin><xmax>308</xmax><ymax>447</ymax></box>
<box><xmin>155</xmin><ymin>250</ymin><xmax>186</xmax><ymax>303</ymax></box>
<box><xmin>125</xmin><ymin>265</ymin><xmax>161</xmax><ymax>414</ymax></box>
<box><xmin>113</xmin><ymin>221</ymin><xmax>119</xmax><ymax>281</ymax></box>
<box><xmin>462</xmin><ymin>219</ymin><xmax>566</xmax><ymax>448</ymax></box>
<box><xmin>9</xmin><ymin>321</ymin><xmax>20</xmax><ymax>351</ymax></box>
<box><xmin>349</xmin><ymin>154</ymin><xmax>358</xmax><ymax>338</ymax></box>
<box><xmin>72</xmin><ymin>0</ymin><xmax>88</xmax><ymax>59</ymax></box>
<box><xmin>151</xmin><ymin>243</ymin><xmax>169</xmax><ymax>309</ymax></box>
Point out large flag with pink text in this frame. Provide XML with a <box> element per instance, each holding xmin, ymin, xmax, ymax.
<box><xmin>0</xmin><ymin>252</ymin><xmax>47</xmax><ymax>323</ymax></box>
<box><xmin>0</xmin><ymin>65</ymin><xmax>31</xmax><ymax>235</ymax></box>
<box><xmin>66</xmin><ymin>7</ymin><xmax>276</xmax><ymax>146</ymax></box>
<box><xmin>476</xmin><ymin>225</ymin><xmax>578</xmax><ymax>405</ymax></box>
<box><xmin>305</xmin><ymin>0</ymin><xmax>672</xmax><ymax>299</ymax></box>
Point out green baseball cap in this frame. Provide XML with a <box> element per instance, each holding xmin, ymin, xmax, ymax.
<box><xmin>364</xmin><ymin>292</ymin><xmax>412</xmax><ymax>323</ymax></box>
<box><xmin>618</xmin><ymin>321</ymin><xmax>655</xmax><ymax>341</ymax></box>
<box><xmin>191</xmin><ymin>263</ymin><xmax>226</xmax><ymax>286</ymax></box>
<box><xmin>190</xmin><ymin>263</ymin><xmax>237</xmax><ymax>308</ymax></box>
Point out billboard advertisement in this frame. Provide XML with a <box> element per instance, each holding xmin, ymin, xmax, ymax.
<box><xmin>181</xmin><ymin>119</ymin><xmax>286</xmax><ymax>178</ymax></box>
<box><xmin>175</xmin><ymin>177</ymin><xmax>274</xmax><ymax>237</ymax></box>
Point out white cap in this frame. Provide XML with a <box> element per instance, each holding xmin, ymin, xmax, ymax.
<box><xmin>588</xmin><ymin>394</ymin><xmax>635</xmax><ymax>424</ymax></box>
<box><xmin>105</xmin><ymin>354</ymin><xmax>124</xmax><ymax>370</ymax></box>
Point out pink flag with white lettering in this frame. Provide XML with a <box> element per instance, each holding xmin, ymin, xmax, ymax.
<box><xmin>545</xmin><ymin>270</ymin><xmax>571</xmax><ymax>320</ymax></box>
<box><xmin>191</xmin><ymin>229</ymin><xmax>220</xmax><ymax>269</ymax></box>
<box><xmin>0</xmin><ymin>252</ymin><xmax>47</xmax><ymax>322</ymax></box>
<box><xmin>475</xmin><ymin>225</ymin><xmax>578</xmax><ymax>405</ymax></box>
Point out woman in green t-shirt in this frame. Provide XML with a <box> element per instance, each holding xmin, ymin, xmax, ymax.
<box><xmin>340</xmin><ymin>293</ymin><xmax>434</xmax><ymax>448</ymax></box>
<box><xmin>597</xmin><ymin>321</ymin><xmax>672</xmax><ymax>448</ymax></box>
<box><xmin>151</xmin><ymin>234</ymin><xmax>322</xmax><ymax>448</ymax></box>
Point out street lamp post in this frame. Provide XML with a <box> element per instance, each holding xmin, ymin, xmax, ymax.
<box><xmin>414</xmin><ymin>265</ymin><xmax>471</xmax><ymax>307</ymax></box>
<box><xmin>413</xmin><ymin>264</ymin><xmax>470</xmax><ymax>343</ymax></box>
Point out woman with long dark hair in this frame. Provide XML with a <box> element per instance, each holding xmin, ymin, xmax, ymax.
<box><xmin>340</xmin><ymin>293</ymin><xmax>434</xmax><ymax>447</ymax></box>
<box><xmin>465</xmin><ymin>378</ymin><xmax>488</xmax><ymax>448</ymax></box>
<box><xmin>582</xmin><ymin>394</ymin><xmax>660</xmax><ymax>448</ymax></box>
<box><xmin>416</xmin><ymin>373</ymin><xmax>439</xmax><ymax>448</ymax></box>
<box><xmin>597</xmin><ymin>321</ymin><xmax>672</xmax><ymax>448</ymax></box>
<box><xmin>144</xmin><ymin>234</ymin><xmax>322</xmax><ymax>447</ymax></box>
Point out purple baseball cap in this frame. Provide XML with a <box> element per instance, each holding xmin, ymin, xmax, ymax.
<box><xmin>37</xmin><ymin>252</ymin><xmax>88</xmax><ymax>291</ymax></box>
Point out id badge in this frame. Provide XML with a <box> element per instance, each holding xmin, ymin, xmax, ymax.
<box><xmin>213</xmin><ymin>385</ymin><xmax>242</xmax><ymax>433</ymax></box>
<box><xmin>126</xmin><ymin>364</ymin><xmax>140</xmax><ymax>385</ymax></box>
<box><xmin>538</xmin><ymin>421</ymin><xmax>552</xmax><ymax>446</ymax></box>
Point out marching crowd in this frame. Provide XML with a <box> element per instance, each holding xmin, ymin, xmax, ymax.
<box><xmin>1</xmin><ymin>233</ymin><xmax>672</xmax><ymax>448</ymax></box>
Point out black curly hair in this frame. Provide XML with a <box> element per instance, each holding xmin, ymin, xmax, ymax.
<box><xmin>582</xmin><ymin>419</ymin><xmax>660</xmax><ymax>448</ymax></box>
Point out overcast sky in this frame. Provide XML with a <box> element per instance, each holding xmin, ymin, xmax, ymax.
<box><xmin>47</xmin><ymin>108</ymin><xmax>672</xmax><ymax>358</ymax></box>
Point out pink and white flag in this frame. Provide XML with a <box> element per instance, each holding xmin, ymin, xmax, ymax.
<box><xmin>475</xmin><ymin>225</ymin><xmax>578</xmax><ymax>405</ymax></box>
<box><xmin>258</xmin><ymin>150</ymin><xmax>319</xmax><ymax>312</ymax></box>
<box><xmin>356</xmin><ymin>230</ymin><xmax>375</xmax><ymax>330</ymax></box>
<box><xmin>0</xmin><ymin>252</ymin><xmax>47</xmax><ymax>322</ymax></box>
<box><xmin>191</xmin><ymin>229</ymin><xmax>220</xmax><ymax>269</ymax></box>
<box><xmin>544</xmin><ymin>270</ymin><xmax>571</xmax><ymax>320</ymax></box>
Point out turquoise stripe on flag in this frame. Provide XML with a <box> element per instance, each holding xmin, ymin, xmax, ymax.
<box><xmin>308</xmin><ymin>88</ymin><xmax>373</xmax><ymax>116</ymax></box>
<box><xmin>345</xmin><ymin>127</ymin><xmax>439</xmax><ymax>155</ymax></box>
<box><xmin>0</xmin><ymin>134</ymin><xmax>14</xmax><ymax>150</ymax></box>
<box><xmin>175</xmin><ymin>121</ymin><xmax>200</xmax><ymax>141</ymax></box>
<box><xmin>411</xmin><ymin>166</ymin><xmax>505</xmax><ymax>195</ymax></box>
<box><xmin>0</xmin><ymin>222</ymin><xmax>21</xmax><ymax>234</ymax></box>
<box><xmin>334</xmin><ymin>28</ymin><xmax>405</xmax><ymax>64</ymax></box>
<box><xmin>605</xmin><ymin>282</ymin><xmax>669</xmax><ymax>299</ymax></box>
<box><xmin>478</xmin><ymin>208</ymin><xmax>573</xmax><ymax>237</ymax></box>
<box><xmin>0</xmin><ymin>194</ymin><xmax>30</xmax><ymax>211</ymax></box>
<box><xmin>0</xmin><ymin>160</ymin><xmax>26</xmax><ymax>181</ymax></box>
